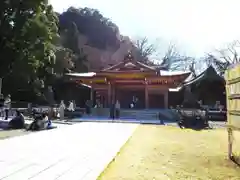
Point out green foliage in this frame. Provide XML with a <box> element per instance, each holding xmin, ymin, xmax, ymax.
<box><xmin>0</xmin><ymin>0</ymin><xmax>59</xmax><ymax>101</ymax></box>
<box><xmin>54</xmin><ymin>47</ymin><xmax>74</xmax><ymax>74</ymax></box>
<box><xmin>58</xmin><ymin>7</ymin><xmax>120</xmax><ymax>50</ymax></box>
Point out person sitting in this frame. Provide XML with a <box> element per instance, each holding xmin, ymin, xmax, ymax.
<box><xmin>42</xmin><ymin>113</ymin><xmax>56</xmax><ymax>129</ymax></box>
<box><xmin>27</xmin><ymin>112</ymin><xmax>43</xmax><ymax>131</ymax></box>
<box><xmin>8</xmin><ymin>110</ymin><xmax>25</xmax><ymax>129</ymax></box>
<box><xmin>27</xmin><ymin>112</ymin><xmax>56</xmax><ymax>131</ymax></box>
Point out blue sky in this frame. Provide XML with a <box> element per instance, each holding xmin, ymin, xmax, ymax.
<box><xmin>50</xmin><ymin>0</ymin><xmax>240</xmax><ymax>57</ymax></box>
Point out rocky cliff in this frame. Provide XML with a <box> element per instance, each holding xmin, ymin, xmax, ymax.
<box><xmin>78</xmin><ymin>34</ymin><xmax>139</xmax><ymax>71</ymax></box>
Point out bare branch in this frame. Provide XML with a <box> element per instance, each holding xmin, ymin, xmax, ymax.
<box><xmin>161</xmin><ymin>43</ymin><xmax>195</xmax><ymax>72</ymax></box>
<box><xmin>134</xmin><ymin>36</ymin><xmax>157</xmax><ymax>64</ymax></box>
<box><xmin>205</xmin><ymin>40</ymin><xmax>240</xmax><ymax>75</ymax></box>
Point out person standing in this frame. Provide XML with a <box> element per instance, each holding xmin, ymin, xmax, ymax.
<box><xmin>59</xmin><ymin>100</ymin><xmax>65</xmax><ymax>121</ymax></box>
<box><xmin>68</xmin><ymin>100</ymin><xmax>75</xmax><ymax>112</ymax></box>
<box><xmin>0</xmin><ymin>94</ymin><xmax>4</xmax><ymax>118</ymax></box>
<box><xmin>85</xmin><ymin>100</ymin><xmax>90</xmax><ymax>115</ymax></box>
<box><xmin>109</xmin><ymin>101</ymin><xmax>115</xmax><ymax>120</ymax></box>
<box><xmin>4</xmin><ymin>94</ymin><xmax>11</xmax><ymax>120</ymax></box>
<box><xmin>115</xmin><ymin>100</ymin><xmax>121</xmax><ymax>119</ymax></box>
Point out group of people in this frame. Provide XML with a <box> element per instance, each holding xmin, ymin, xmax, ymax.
<box><xmin>6</xmin><ymin>108</ymin><xmax>54</xmax><ymax>131</ymax></box>
<box><xmin>27</xmin><ymin>110</ymin><xmax>54</xmax><ymax>131</ymax></box>
<box><xmin>0</xmin><ymin>94</ymin><xmax>11</xmax><ymax>120</ymax></box>
<box><xmin>59</xmin><ymin>100</ymin><xmax>76</xmax><ymax>120</ymax></box>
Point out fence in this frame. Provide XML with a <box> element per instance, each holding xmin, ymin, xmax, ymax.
<box><xmin>225</xmin><ymin>64</ymin><xmax>240</xmax><ymax>164</ymax></box>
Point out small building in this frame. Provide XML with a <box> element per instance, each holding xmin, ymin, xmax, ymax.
<box><xmin>66</xmin><ymin>51</ymin><xmax>190</xmax><ymax>109</ymax></box>
<box><xmin>170</xmin><ymin>66</ymin><xmax>226</xmax><ymax>108</ymax></box>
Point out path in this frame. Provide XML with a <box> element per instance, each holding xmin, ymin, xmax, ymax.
<box><xmin>0</xmin><ymin>122</ymin><xmax>137</xmax><ymax>180</ymax></box>
<box><xmin>71</xmin><ymin>117</ymin><xmax>167</xmax><ymax>125</ymax></box>
<box><xmin>71</xmin><ymin>118</ymin><xmax>227</xmax><ymax>128</ymax></box>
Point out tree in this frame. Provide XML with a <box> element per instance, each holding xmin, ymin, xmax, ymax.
<box><xmin>0</xmin><ymin>0</ymin><xmax>59</xmax><ymax>102</ymax></box>
<box><xmin>54</xmin><ymin>47</ymin><xmax>75</xmax><ymax>74</ymax></box>
<box><xmin>205</xmin><ymin>40</ymin><xmax>240</xmax><ymax>75</ymax></box>
<box><xmin>160</xmin><ymin>43</ymin><xmax>196</xmax><ymax>72</ymax></box>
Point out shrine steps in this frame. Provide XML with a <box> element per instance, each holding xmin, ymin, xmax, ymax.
<box><xmin>81</xmin><ymin>108</ymin><xmax>180</xmax><ymax>121</ymax></box>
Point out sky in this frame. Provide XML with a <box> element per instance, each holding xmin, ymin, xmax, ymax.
<box><xmin>50</xmin><ymin>0</ymin><xmax>240</xmax><ymax>57</ymax></box>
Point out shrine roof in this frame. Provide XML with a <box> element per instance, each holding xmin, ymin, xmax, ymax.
<box><xmin>160</xmin><ymin>70</ymin><xmax>190</xmax><ymax>76</ymax></box>
<box><xmin>101</xmin><ymin>51</ymin><xmax>158</xmax><ymax>72</ymax></box>
<box><xmin>65</xmin><ymin>52</ymin><xmax>191</xmax><ymax>79</ymax></box>
<box><xmin>65</xmin><ymin>70</ymin><xmax>190</xmax><ymax>79</ymax></box>
<box><xmin>169</xmin><ymin>66</ymin><xmax>224</xmax><ymax>92</ymax></box>
<box><xmin>101</xmin><ymin>60</ymin><xmax>157</xmax><ymax>72</ymax></box>
<box><xmin>66</xmin><ymin>72</ymin><xmax>96</xmax><ymax>77</ymax></box>
<box><xmin>183</xmin><ymin>66</ymin><xmax>224</xmax><ymax>86</ymax></box>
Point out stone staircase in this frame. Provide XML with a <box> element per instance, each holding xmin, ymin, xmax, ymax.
<box><xmin>120</xmin><ymin>110</ymin><xmax>158</xmax><ymax>120</ymax></box>
<box><xmin>82</xmin><ymin>108</ymin><xmax>179</xmax><ymax>121</ymax></box>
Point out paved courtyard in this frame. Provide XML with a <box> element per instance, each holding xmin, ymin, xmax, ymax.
<box><xmin>0</xmin><ymin>122</ymin><xmax>137</xmax><ymax>180</ymax></box>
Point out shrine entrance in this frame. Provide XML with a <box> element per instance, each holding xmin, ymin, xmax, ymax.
<box><xmin>149</xmin><ymin>94</ymin><xmax>165</xmax><ymax>108</ymax></box>
<box><xmin>115</xmin><ymin>88</ymin><xmax>145</xmax><ymax>109</ymax></box>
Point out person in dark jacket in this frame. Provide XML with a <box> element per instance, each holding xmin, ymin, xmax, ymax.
<box><xmin>109</xmin><ymin>101</ymin><xmax>115</xmax><ymax>120</ymax></box>
<box><xmin>0</xmin><ymin>94</ymin><xmax>4</xmax><ymax>118</ymax></box>
<box><xmin>85</xmin><ymin>100</ymin><xmax>92</xmax><ymax>115</ymax></box>
<box><xmin>115</xmin><ymin>100</ymin><xmax>120</xmax><ymax>119</ymax></box>
<box><xmin>8</xmin><ymin>110</ymin><xmax>25</xmax><ymax>129</ymax></box>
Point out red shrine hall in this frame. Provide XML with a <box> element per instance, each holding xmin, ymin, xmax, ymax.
<box><xmin>66</xmin><ymin>52</ymin><xmax>191</xmax><ymax>109</ymax></box>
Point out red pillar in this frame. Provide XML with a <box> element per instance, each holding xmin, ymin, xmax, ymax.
<box><xmin>108</xmin><ymin>82</ymin><xmax>111</xmax><ymax>107</ymax></box>
<box><xmin>90</xmin><ymin>86</ymin><xmax>94</xmax><ymax>102</ymax></box>
<box><xmin>145</xmin><ymin>82</ymin><xmax>149</xmax><ymax>108</ymax></box>
<box><xmin>164</xmin><ymin>90</ymin><xmax>168</xmax><ymax>108</ymax></box>
<box><xmin>112</xmin><ymin>85</ymin><xmax>115</xmax><ymax>103</ymax></box>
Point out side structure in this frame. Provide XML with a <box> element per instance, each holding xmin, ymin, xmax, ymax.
<box><xmin>225</xmin><ymin>64</ymin><xmax>240</xmax><ymax>163</ymax></box>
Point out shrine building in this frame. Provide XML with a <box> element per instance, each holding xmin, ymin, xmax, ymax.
<box><xmin>66</xmin><ymin>52</ymin><xmax>191</xmax><ymax>109</ymax></box>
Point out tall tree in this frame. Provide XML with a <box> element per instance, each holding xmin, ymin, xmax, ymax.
<box><xmin>0</xmin><ymin>0</ymin><xmax>59</xmax><ymax>101</ymax></box>
<box><xmin>54</xmin><ymin>47</ymin><xmax>75</xmax><ymax>74</ymax></box>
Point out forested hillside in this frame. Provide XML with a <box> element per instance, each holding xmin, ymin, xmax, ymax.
<box><xmin>0</xmin><ymin>2</ymin><xmax>136</xmax><ymax>103</ymax></box>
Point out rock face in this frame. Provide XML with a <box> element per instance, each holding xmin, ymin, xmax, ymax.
<box><xmin>78</xmin><ymin>34</ymin><xmax>139</xmax><ymax>71</ymax></box>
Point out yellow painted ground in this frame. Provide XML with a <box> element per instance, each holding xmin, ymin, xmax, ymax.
<box><xmin>98</xmin><ymin>125</ymin><xmax>240</xmax><ymax>180</ymax></box>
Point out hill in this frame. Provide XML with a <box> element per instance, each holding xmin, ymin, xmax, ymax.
<box><xmin>58</xmin><ymin>7</ymin><xmax>140</xmax><ymax>71</ymax></box>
